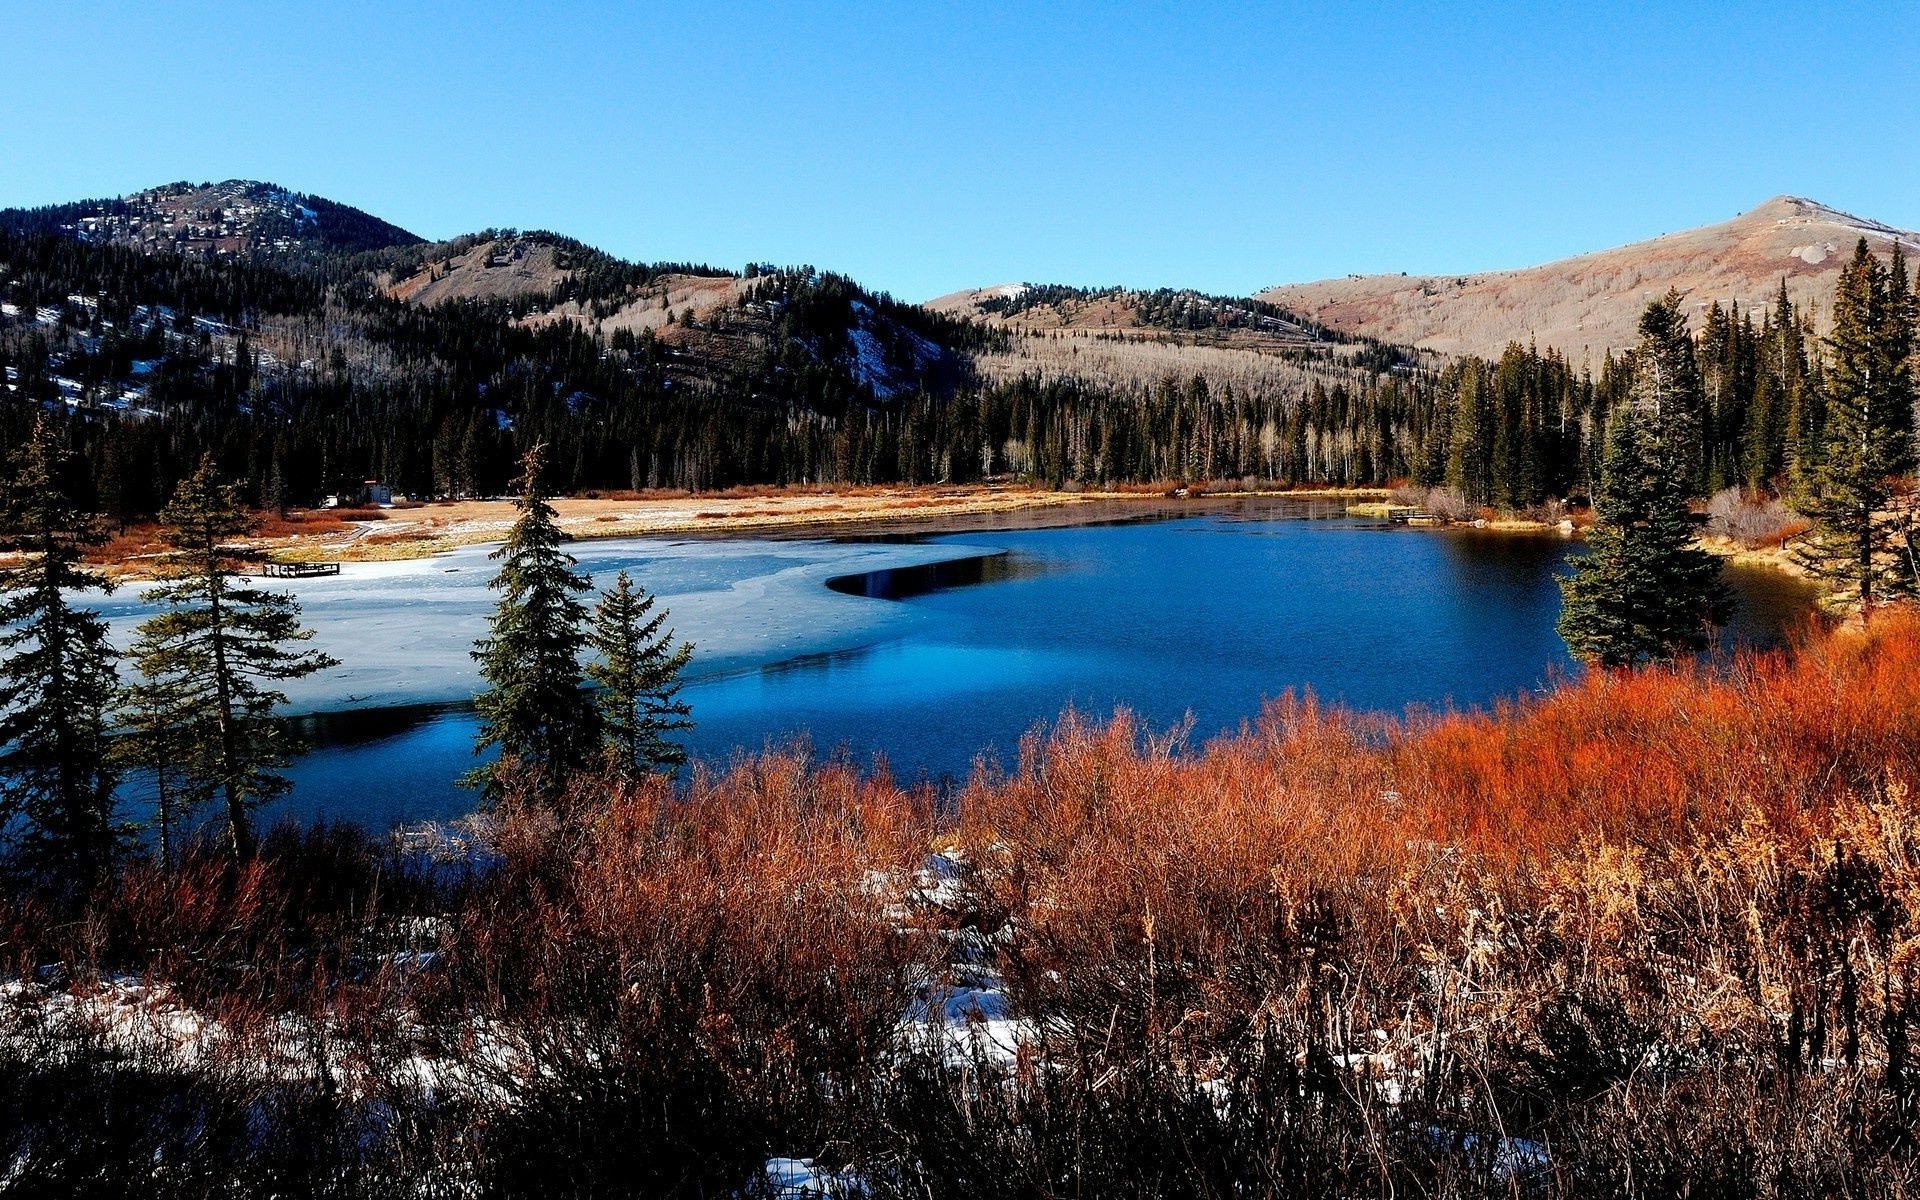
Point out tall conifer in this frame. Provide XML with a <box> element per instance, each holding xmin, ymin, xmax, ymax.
<box><xmin>0</xmin><ymin>417</ymin><xmax>123</xmax><ymax>887</ymax></box>
<box><xmin>127</xmin><ymin>458</ymin><xmax>338</xmax><ymax>861</ymax></box>
<box><xmin>588</xmin><ymin>572</ymin><xmax>693</xmax><ymax>779</ymax></box>
<box><xmin>1558</xmin><ymin>296</ymin><xmax>1730</xmax><ymax>666</ymax></box>
<box><xmin>1795</xmin><ymin>241</ymin><xmax>1919</xmax><ymax>615</ymax></box>
<box><xmin>467</xmin><ymin>445</ymin><xmax>600</xmax><ymax>802</ymax></box>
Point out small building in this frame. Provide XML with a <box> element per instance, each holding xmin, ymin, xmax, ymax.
<box><xmin>322</xmin><ymin>480</ymin><xmax>395</xmax><ymax>508</ymax></box>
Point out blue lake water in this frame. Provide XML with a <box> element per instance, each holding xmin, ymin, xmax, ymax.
<box><xmin>104</xmin><ymin>498</ymin><xmax>1822</xmax><ymax>832</ymax></box>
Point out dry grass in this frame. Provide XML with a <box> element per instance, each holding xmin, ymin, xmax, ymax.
<box><xmin>8</xmin><ymin>612</ymin><xmax>1920</xmax><ymax>1192</ymax></box>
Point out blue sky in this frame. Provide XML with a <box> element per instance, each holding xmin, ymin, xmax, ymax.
<box><xmin>5</xmin><ymin>2</ymin><xmax>1917</xmax><ymax>301</ymax></box>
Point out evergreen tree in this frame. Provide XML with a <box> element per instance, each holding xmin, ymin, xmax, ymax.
<box><xmin>588</xmin><ymin>572</ymin><xmax>693</xmax><ymax>779</ymax></box>
<box><xmin>467</xmin><ymin>445</ymin><xmax>600</xmax><ymax>802</ymax></box>
<box><xmin>118</xmin><ymin>626</ymin><xmax>205</xmax><ymax>872</ymax></box>
<box><xmin>1746</xmin><ymin>280</ymin><xmax>1805</xmax><ymax>491</ymax></box>
<box><xmin>1794</xmin><ymin>241</ymin><xmax>1919</xmax><ymax>616</ymax></box>
<box><xmin>0</xmin><ymin>417</ymin><xmax>123</xmax><ymax>887</ymax></box>
<box><xmin>1632</xmin><ymin>290</ymin><xmax>1708</xmax><ymax>469</ymax></box>
<box><xmin>1445</xmin><ymin>360</ymin><xmax>1494</xmax><ymax>505</ymax></box>
<box><xmin>1559</xmin><ymin>298</ymin><xmax>1731</xmax><ymax>666</ymax></box>
<box><xmin>128</xmin><ymin>458</ymin><xmax>338</xmax><ymax>860</ymax></box>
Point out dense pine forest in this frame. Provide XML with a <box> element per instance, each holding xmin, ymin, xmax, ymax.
<box><xmin>1</xmin><ymin>195</ymin><xmax>1862</xmax><ymax>522</ymax></box>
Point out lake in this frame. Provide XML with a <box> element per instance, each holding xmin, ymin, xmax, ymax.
<box><xmin>96</xmin><ymin>497</ymin><xmax>1822</xmax><ymax>831</ymax></box>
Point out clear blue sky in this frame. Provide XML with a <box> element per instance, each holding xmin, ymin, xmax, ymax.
<box><xmin>5</xmin><ymin>2</ymin><xmax>1917</xmax><ymax>301</ymax></box>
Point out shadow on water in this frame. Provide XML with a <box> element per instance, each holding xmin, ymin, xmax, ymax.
<box><xmin>290</xmin><ymin>700</ymin><xmax>470</xmax><ymax>747</ymax></box>
<box><xmin>1719</xmin><ymin>561</ymin><xmax>1832</xmax><ymax>651</ymax></box>
<box><xmin>825</xmin><ymin>550</ymin><xmax>1043</xmax><ymax>600</ymax></box>
<box><xmin>754</xmin><ymin>643</ymin><xmax>878</xmax><ymax>680</ymax></box>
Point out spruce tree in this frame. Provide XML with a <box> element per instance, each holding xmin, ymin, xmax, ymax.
<box><xmin>118</xmin><ymin>630</ymin><xmax>204</xmax><ymax>873</ymax></box>
<box><xmin>1746</xmin><ymin>279</ymin><xmax>1805</xmax><ymax>491</ymax></box>
<box><xmin>1794</xmin><ymin>241</ymin><xmax>1919</xmax><ymax>616</ymax></box>
<box><xmin>128</xmin><ymin>458</ymin><xmax>338</xmax><ymax>861</ymax></box>
<box><xmin>1444</xmin><ymin>360</ymin><xmax>1494</xmax><ymax>505</ymax></box>
<box><xmin>1558</xmin><ymin>298</ymin><xmax>1731</xmax><ymax>666</ymax></box>
<box><xmin>467</xmin><ymin>445</ymin><xmax>600</xmax><ymax>802</ymax></box>
<box><xmin>588</xmin><ymin>571</ymin><xmax>693</xmax><ymax>779</ymax></box>
<box><xmin>0</xmin><ymin>417</ymin><xmax>124</xmax><ymax>887</ymax></box>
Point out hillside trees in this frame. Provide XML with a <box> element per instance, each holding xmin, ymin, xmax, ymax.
<box><xmin>125</xmin><ymin>459</ymin><xmax>338</xmax><ymax>861</ymax></box>
<box><xmin>467</xmin><ymin>445</ymin><xmax>600</xmax><ymax>803</ymax></box>
<box><xmin>1559</xmin><ymin>295</ymin><xmax>1730</xmax><ymax>666</ymax></box>
<box><xmin>1794</xmin><ymin>241</ymin><xmax>1918</xmax><ymax>616</ymax></box>
<box><xmin>0</xmin><ymin>417</ymin><xmax>123</xmax><ymax>887</ymax></box>
<box><xmin>1744</xmin><ymin>280</ymin><xmax>1808</xmax><ymax>491</ymax></box>
<box><xmin>0</xmin><ymin>218</ymin><xmax>1851</xmax><ymax>513</ymax></box>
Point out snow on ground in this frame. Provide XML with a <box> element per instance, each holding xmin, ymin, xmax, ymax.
<box><xmin>760</xmin><ymin>1157</ymin><xmax>868</xmax><ymax>1197</ymax></box>
<box><xmin>85</xmin><ymin>535</ymin><xmax>1008</xmax><ymax>716</ymax></box>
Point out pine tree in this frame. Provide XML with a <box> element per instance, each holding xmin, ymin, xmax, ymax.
<box><xmin>118</xmin><ymin>624</ymin><xmax>209</xmax><ymax>871</ymax></box>
<box><xmin>1558</xmin><ymin>298</ymin><xmax>1731</xmax><ymax>667</ymax></box>
<box><xmin>467</xmin><ymin>445</ymin><xmax>600</xmax><ymax>802</ymax></box>
<box><xmin>129</xmin><ymin>458</ymin><xmax>338</xmax><ymax>861</ymax></box>
<box><xmin>0</xmin><ymin>417</ymin><xmax>123</xmax><ymax>887</ymax></box>
<box><xmin>1445</xmin><ymin>361</ymin><xmax>1494</xmax><ymax>505</ymax></box>
<box><xmin>1744</xmin><ymin>282</ymin><xmax>1804</xmax><ymax>491</ymax></box>
<box><xmin>1794</xmin><ymin>241</ymin><xmax>1920</xmax><ymax>616</ymax></box>
<box><xmin>588</xmin><ymin>571</ymin><xmax>693</xmax><ymax>779</ymax></box>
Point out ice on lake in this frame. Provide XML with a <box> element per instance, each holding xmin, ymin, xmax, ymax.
<box><xmin>89</xmin><ymin>536</ymin><xmax>1004</xmax><ymax>716</ymax></box>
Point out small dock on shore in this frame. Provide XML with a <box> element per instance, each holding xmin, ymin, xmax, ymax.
<box><xmin>262</xmin><ymin>561</ymin><xmax>341</xmax><ymax>579</ymax></box>
<box><xmin>1346</xmin><ymin>502</ymin><xmax>1436</xmax><ymax>524</ymax></box>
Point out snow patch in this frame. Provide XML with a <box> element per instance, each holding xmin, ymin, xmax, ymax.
<box><xmin>760</xmin><ymin>1157</ymin><xmax>868</xmax><ymax>1197</ymax></box>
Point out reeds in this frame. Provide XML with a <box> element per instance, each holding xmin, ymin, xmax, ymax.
<box><xmin>7</xmin><ymin>615</ymin><xmax>1920</xmax><ymax>1194</ymax></box>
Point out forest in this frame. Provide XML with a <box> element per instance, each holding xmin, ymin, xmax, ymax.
<box><xmin>0</xmin><ymin>215</ymin><xmax>1852</xmax><ymax>522</ymax></box>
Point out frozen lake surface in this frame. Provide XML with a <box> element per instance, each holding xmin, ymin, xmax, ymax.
<box><xmin>93</xmin><ymin>498</ymin><xmax>1823</xmax><ymax>831</ymax></box>
<box><xmin>95</xmin><ymin>535</ymin><xmax>998</xmax><ymax>714</ymax></box>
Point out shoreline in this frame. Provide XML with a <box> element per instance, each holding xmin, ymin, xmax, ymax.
<box><xmin>73</xmin><ymin>482</ymin><xmax>1815</xmax><ymax>595</ymax></box>
<box><xmin>219</xmin><ymin>485</ymin><xmax>1389</xmax><ymax>572</ymax></box>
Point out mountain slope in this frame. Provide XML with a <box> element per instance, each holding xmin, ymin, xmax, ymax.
<box><xmin>375</xmin><ymin>232</ymin><xmax>977</xmax><ymax>401</ymax></box>
<box><xmin>0</xmin><ymin>179</ymin><xmax>422</xmax><ymax>261</ymax></box>
<box><xmin>921</xmin><ymin>281</ymin><xmax>1420</xmax><ymax>403</ymax></box>
<box><xmin>924</xmin><ymin>282</ymin><xmax>1331</xmax><ymax>354</ymax></box>
<box><xmin>1260</xmin><ymin>196</ymin><xmax>1920</xmax><ymax>359</ymax></box>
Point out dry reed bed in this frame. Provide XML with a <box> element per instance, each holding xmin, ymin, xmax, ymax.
<box><xmin>6</xmin><ymin>616</ymin><xmax>1920</xmax><ymax>1194</ymax></box>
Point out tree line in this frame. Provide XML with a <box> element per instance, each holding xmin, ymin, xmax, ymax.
<box><xmin>1562</xmin><ymin>241</ymin><xmax>1917</xmax><ymax>665</ymax></box>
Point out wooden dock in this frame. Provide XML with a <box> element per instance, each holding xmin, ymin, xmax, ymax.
<box><xmin>1346</xmin><ymin>502</ymin><xmax>1434</xmax><ymax>524</ymax></box>
<box><xmin>261</xmin><ymin>561</ymin><xmax>341</xmax><ymax>579</ymax></box>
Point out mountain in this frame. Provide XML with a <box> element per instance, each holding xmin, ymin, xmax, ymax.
<box><xmin>921</xmin><ymin>281</ymin><xmax>1420</xmax><ymax>407</ymax></box>
<box><xmin>0</xmin><ymin>181</ymin><xmax>1008</xmax><ymax>511</ymax></box>
<box><xmin>1259</xmin><ymin>196</ymin><xmax>1920</xmax><ymax>359</ymax></box>
<box><xmin>0</xmin><ymin>179</ymin><xmax>422</xmax><ymax>262</ymax></box>
<box><xmin>0</xmin><ymin>177</ymin><xmax>1550</xmax><ymax>514</ymax></box>
<box><xmin>370</xmin><ymin>231</ymin><xmax>974</xmax><ymax>400</ymax></box>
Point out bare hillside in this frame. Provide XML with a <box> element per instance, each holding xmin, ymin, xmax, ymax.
<box><xmin>925</xmin><ymin>282</ymin><xmax>1328</xmax><ymax>355</ymax></box>
<box><xmin>971</xmin><ymin>331</ymin><xmax>1400</xmax><ymax>400</ymax></box>
<box><xmin>1260</xmin><ymin>196</ymin><xmax>1920</xmax><ymax>360</ymax></box>
<box><xmin>385</xmin><ymin>235</ymin><xmax>753</xmax><ymax>327</ymax></box>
